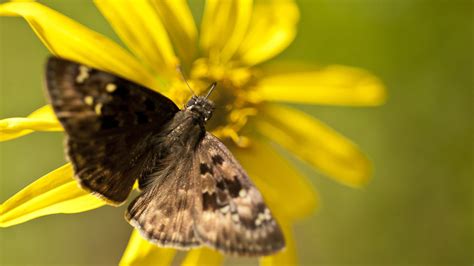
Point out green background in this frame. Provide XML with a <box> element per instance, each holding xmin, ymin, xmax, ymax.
<box><xmin>0</xmin><ymin>0</ymin><xmax>472</xmax><ymax>265</ymax></box>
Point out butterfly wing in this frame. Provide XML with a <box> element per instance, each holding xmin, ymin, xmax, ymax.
<box><xmin>45</xmin><ymin>57</ymin><xmax>179</xmax><ymax>204</ymax></box>
<box><xmin>193</xmin><ymin>133</ymin><xmax>285</xmax><ymax>256</ymax></box>
<box><xmin>125</xmin><ymin>132</ymin><xmax>285</xmax><ymax>255</ymax></box>
<box><xmin>125</xmin><ymin>153</ymin><xmax>201</xmax><ymax>249</ymax></box>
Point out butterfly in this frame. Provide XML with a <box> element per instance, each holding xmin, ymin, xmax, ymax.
<box><xmin>44</xmin><ymin>56</ymin><xmax>285</xmax><ymax>256</ymax></box>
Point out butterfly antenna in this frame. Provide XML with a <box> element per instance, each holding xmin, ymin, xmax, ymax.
<box><xmin>205</xmin><ymin>82</ymin><xmax>217</xmax><ymax>99</ymax></box>
<box><xmin>176</xmin><ymin>64</ymin><xmax>195</xmax><ymax>96</ymax></box>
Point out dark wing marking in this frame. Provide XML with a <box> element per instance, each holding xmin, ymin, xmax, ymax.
<box><xmin>125</xmin><ymin>156</ymin><xmax>201</xmax><ymax>249</ymax></box>
<box><xmin>45</xmin><ymin>57</ymin><xmax>179</xmax><ymax>204</ymax></box>
<box><xmin>193</xmin><ymin>133</ymin><xmax>285</xmax><ymax>256</ymax></box>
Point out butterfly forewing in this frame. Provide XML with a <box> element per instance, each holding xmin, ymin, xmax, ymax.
<box><xmin>46</xmin><ymin>57</ymin><xmax>179</xmax><ymax>138</ymax></box>
<box><xmin>45</xmin><ymin>57</ymin><xmax>179</xmax><ymax>204</ymax></box>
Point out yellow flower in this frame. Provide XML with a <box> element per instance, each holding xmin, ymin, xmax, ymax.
<box><xmin>0</xmin><ymin>0</ymin><xmax>385</xmax><ymax>265</ymax></box>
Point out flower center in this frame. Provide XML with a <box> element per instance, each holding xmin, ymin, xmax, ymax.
<box><xmin>183</xmin><ymin>58</ymin><xmax>262</xmax><ymax>147</ymax></box>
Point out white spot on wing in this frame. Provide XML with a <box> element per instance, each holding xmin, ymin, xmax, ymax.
<box><xmin>76</xmin><ymin>65</ymin><xmax>90</xmax><ymax>83</ymax></box>
<box><xmin>105</xmin><ymin>83</ymin><xmax>117</xmax><ymax>93</ymax></box>
<box><xmin>232</xmin><ymin>213</ymin><xmax>239</xmax><ymax>222</ymax></box>
<box><xmin>84</xmin><ymin>96</ymin><xmax>94</xmax><ymax>105</ymax></box>
<box><xmin>255</xmin><ymin>211</ymin><xmax>270</xmax><ymax>226</ymax></box>
<box><xmin>94</xmin><ymin>103</ymin><xmax>103</xmax><ymax>115</ymax></box>
<box><xmin>220</xmin><ymin>205</ymin><xmax>230</xmax><ymax>214</ymax></box>
<box><xmin>239</xmin><ymin>189</ymin><xmax>247</xmax><ymax>198</ymax></box>
<box><xmin>264</xmin><ymin>208</ymin><xmax>272</xmax><ymax>220</ymax></box>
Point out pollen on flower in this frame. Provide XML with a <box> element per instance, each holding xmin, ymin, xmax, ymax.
<box><xmin>185</xmin><ymin>59</ymin><xmax>261</xmax><ymax>148</ymax></box>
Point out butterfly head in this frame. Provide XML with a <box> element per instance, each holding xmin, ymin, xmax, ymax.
<box><xmin>185</xmin><ymin>82</ymin><xmax>217</xmax><ymax>122</ymax></box>
<box><xmin>185</xmin><ymin>96</ymin><xmax>215</xmax><ymax>122</ymax></box>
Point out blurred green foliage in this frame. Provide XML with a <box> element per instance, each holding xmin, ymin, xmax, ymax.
<box><xmin>0</xmin><ymin>0</ymin><xmax>472</xmax><ymax>265</ymax></box>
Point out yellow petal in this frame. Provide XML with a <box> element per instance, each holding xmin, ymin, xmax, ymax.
<box><xmin>94</xmin><ymin>0</ymin><xmax>177</xmax><ymax>76</ymax></box>
<box><xmin>259</xmin><ymin>221</ymin><xmax>297</xmax><ymax>266</ymax></box>
<box><xmin>256</xmin><ymin>65</ymin><xmax>386</xmax><ymax>106</ymax></box>
<box><xmin>0</xmin><ymin>164</ymin><xmax>106</xmax><ymax>227</ymax></box>
<box><xmin>0</xmin><ymin>105</ymin><xmax>61</xmax><ymax>142</ymax></box>
<box><xmin>150</xmin><ymin>0</ymin><xmax>197</xmax><ymax>68</ymax></box>
<box><xmin>236</xmin><ymin>0</ymin><xmax>299</xmax><ymax>66</ymax></box>
<box><xmin>232</xmin><ymin>138</ymin><xmax>318</xmax><ymax>220</ymax></box>
<box><xmin>120</xmin><ymin>230</ymin><xmax>176</xmax><ymax>266</ymax></box>
<box><xmin>200</xmin><ymin>0</ymin><xmax>253</xmax><ymax>63</ymax></box>
<box><xmin>0</xmin><ymin>1</ymin><xmax>160</xmax><ymax>91</ymax></box>
<box><xmin>181</xmin><ymin>247</ymin><xmax>224</xmax><ymax>266</ymax></box>
<box><xmin>258</xmin><ymin>104</ymin><xmax>372</xmax><ymax>187</ymax></box>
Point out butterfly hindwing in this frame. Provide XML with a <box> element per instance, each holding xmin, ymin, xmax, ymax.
<box><xmin>45</xmin><ymin>57</ymin><xmax>179</xmax><ymax>204</ymax></box>
<box><xmin>193</xmin><ymin>133</ymin><xmax>285</xmax><ymax>256</ymax></box>
<box><xmin>125</xmin><ymin>153</ymin><xmax>201</xmax><ymax>249</ymax></box>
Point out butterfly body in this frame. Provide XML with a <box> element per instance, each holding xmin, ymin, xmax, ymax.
<box><xmin>45</xmin><ymin>57</ymin><xmax>285</xmax><ymax>256</ymax></box>
<box><xmin>158</xmin><ymin>98</ymin><xmax>211</xmax><ymax>152</ymax></box>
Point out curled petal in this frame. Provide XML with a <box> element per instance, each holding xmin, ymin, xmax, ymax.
<box><xmin>259</xmin><ymin>221</ymin><xmax>297</xmax><ymax>266</ymax></box>
<box><xmin>0</xmin><ymin>105</ymin><xmax>61</xmax><ymax>142</ymax></box>
<box><xmin>236</xmin><ymin>0</ymin><xmax>299</xmax><ymax>66</ymax></box>
<box><xmin>0</xmin><ymin>164</ymin><xmax>106</xmax><ymax>227</ymax></box>
<box><xmin>200</xmin><ymin>0</ymin><xmax>253</xmax><ymax>63</ymax></box>
<box><xmin>0</xmin><ymin>1</ymin><xmax>160</xmax><ymax>91</ymax></box>
<box><xmin>258</xmin><ymin>104</ymin><xmax>372</xmax><ymax>187</ymax></box>
<box><xmin>120</xmin><ymin>230</ymin><xmax>176</xmax><ymax>266</ymax></box>
<box><xmin>181</xmin><ymin>247</ymin><xmax>224</xmax><ymax>266</ymax></box>
<box><xmin>256</xmin><ymin>65</ymin><xmax>386</xmax><ymax>106</ymax></box>
<box><xmin>94</xmin><ymin>0</ymin><xmax>177</xmax><ymax>76</ymax></box>
<box><xmin>151</xmin><ymin>0</ymin><xmax>197</xmax><ymax>68</ymax></box>
<box><xmin>232</xmin><ymin>138</ymin><xmax>318</xmax><ymax>221</ymax></box>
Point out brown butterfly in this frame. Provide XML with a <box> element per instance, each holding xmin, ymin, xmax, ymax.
<box><xmin>45</xmin><ymin>56</ymin><xmax>285</xmax><ymax>256</ymax></box>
